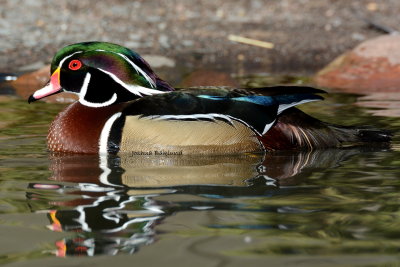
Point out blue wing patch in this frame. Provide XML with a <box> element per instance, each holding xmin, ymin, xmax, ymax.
<box><xmin>198</xmin><ymin>94</ymin><xmax>276</xmax><ymax>106</ymax></box>
<box><xmin>198</xmin><ymin>94</ymin><xmax>322</xmax><ymax>107</ymax></box>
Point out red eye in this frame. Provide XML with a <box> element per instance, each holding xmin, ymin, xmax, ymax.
<box><xmin>68</xmin><ymin>60</ymin><xmax>82</xmax><ymax>70</ymax></box>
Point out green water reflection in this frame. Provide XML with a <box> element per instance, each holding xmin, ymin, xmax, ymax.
<box><xmin>0</xmin><ymin>82</ymin><xmax>400</xmax><ymax>265</ymax></box>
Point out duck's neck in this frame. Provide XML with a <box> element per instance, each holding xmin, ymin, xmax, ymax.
<box><xmin>48</xmin><ymin>102</ymin><xmax>126</xmax><ymax>153</ymax></box>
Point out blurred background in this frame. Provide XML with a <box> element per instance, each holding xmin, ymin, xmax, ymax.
<box><xmin>0</xmin><ymin>0</ymin><xmax>398</xmax><ymax>80</ymax></box>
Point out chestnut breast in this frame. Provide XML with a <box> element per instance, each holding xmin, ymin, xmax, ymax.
<box><xmin>48</xmin><ymin>102</ymin><xmax>125</xmax><ymax>153</ymax></box>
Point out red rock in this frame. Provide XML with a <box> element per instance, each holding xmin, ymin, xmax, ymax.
<box><xmin>10</xmin><ymin>65</ymin><xmax>78</xmax><ymax>103</ymax></box>
<box><xmin>314</xmin><ymin>35</ymin><xmax>400</xmax><ymax>93</ymax></box>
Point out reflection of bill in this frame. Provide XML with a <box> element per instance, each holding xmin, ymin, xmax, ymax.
<box><xmin>27</xmin><ymin>147</ymin><xmax>388</xmax><ymax>257</ymax></box>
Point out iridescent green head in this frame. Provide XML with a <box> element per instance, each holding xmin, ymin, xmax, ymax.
<box><xmin>29</xmin><ymin>42</ymin><xmax>173</xmax><ymax>107</ymax></box>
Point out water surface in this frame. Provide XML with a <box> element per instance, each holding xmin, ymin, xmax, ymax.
<box><xmin>0</xmin><ymin>77</ymin><xmax>399</xmax><ymax>266</ymax></box>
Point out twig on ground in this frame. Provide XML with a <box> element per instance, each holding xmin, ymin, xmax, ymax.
<box><xmin>228</xmin><ymin>34</ymin><xmax>274</xmax><ymax>49</ymax></box>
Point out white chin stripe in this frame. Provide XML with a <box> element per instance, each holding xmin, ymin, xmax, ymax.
<box><xmin>79</xmin><ymin>73</ymin><xmax>118</xmax><ymax>107</ymax></box>
<box><xmin>99</xmin><ymin>112</ymin><xmax>122</xmax><ymax>154</ymax></box>
<box><xmin>58</xmin><ymin>51</ymin><xmax>83</xmax><ymax>68</ymax></box>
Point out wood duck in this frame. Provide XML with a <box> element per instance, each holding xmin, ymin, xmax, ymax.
<box><xmin>28</xmin><ymin>42</ymin><xmax>392</xmax><ymax>154</ymax></box>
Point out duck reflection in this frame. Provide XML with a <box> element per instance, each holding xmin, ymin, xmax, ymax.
<box><xmin>26</xmin><ymin>147</ymin><xmax>385</xmax><ymax>256</ymax></box>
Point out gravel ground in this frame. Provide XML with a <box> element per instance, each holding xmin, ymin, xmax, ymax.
<box><xmin>0</xmin><ymin>0</ymin><xmax>399</xmax><ymax>76</ymax></box>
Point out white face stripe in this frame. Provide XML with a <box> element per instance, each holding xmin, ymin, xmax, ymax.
<box><xmin>56</xmin><ymin>49</ymin><xmax>162</xmax><ymax>106</ymax></box>
<box><xmin>78</xmin><ymin>73</ymin><xmax>118</xmax><ymax>107</ymax></box>
<box><xmin>57</xmin><ymin>49</ymin><xmax>155</xmax><ymax>90</ymax></box>
<box><xmin>58</xmin><ymin>51</ymin><xmax>84</xmax><ymax>69</ymax></box>
<box><xmin>95</xmin><ymin>49</ymin><xmax>156</xmax><ymax>88</ymax></box>
<box><xmin>97</xmin><ymin>68</ymin><xmax>164</xmax><ymax>97</ymax></box>
<box><xmin>99</xmin><ymin>112</ymin><xmax>122</xmax><ymax>154</ymax></box>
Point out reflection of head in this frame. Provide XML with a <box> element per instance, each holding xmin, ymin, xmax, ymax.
<box><xmin>45</xmin><ymin>192</ymin><xmax>161</xmax><ymax>257</ymax></box>
<box><xmin>46</xmin><ymin>194</ymin><xmax>161</xmax><ymax>233</ymax></box>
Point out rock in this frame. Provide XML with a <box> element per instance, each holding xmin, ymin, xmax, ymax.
<box><xmin>10</xmin><ymin>65</ymin><xmax>78</xmax><ymax>103</ymax></box>
<box><xmin>314</xmin><ymin>35</ymin><xmax>400</xmax><ymax>93</ymax></box>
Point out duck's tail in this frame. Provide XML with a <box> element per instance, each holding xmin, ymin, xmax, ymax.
<box><xmin>325</xmin><ymin>124</ymin><xmax>392</xmax><ymax>144</ymax></box>
<box><xmin>259</xmin><ymin>108</ymin><xmax>392</xmax><ymax>150</ymax></box>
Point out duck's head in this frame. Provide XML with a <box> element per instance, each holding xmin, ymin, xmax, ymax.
<box><xmin>29</xmin><ymin>42</ymin><xmax>173</xmax><ymax>107</ymax></box>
